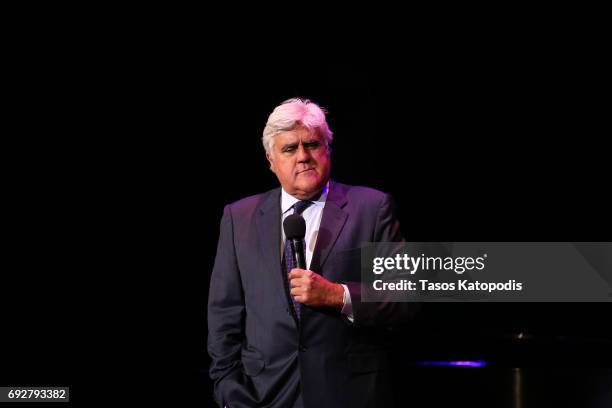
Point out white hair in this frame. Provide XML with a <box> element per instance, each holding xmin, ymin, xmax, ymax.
<box><xmin>262</xmin><ymin>98</ymin><xmax>333</xmax><ymax>157</ymax></box>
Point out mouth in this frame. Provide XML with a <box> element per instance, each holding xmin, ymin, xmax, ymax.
<box><xmin>297</xmin><ymin>168</ymin><xmax>315</xmax><ymax>175</ymax></box>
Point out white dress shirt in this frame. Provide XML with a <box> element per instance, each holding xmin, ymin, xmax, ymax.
<box><xmin>280</xmin><ymin>182</ymin><xmax>353</xmax><ymax>321</ymax></box>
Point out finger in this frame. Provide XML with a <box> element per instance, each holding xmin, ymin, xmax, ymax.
<box><xmin>290</xmin><ymin>277</ymin><xmax>308</xmax><ymax>288</ymax></box>
<box><xmin>290</xmin><ymin>287</ymin><xmax>303</xmax><ymax>296</ymax></box>
<box><xmin>288</xmin><ymin>268</ymin><xmax>306</xmax><ymax>280</ymax></box>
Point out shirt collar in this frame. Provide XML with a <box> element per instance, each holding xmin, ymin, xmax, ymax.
<box><xmin>281</xmin><ymin>181</ymin><xmax>329</xmax><ymax>214</ymax></box>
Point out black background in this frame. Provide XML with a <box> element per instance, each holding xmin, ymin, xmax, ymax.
<box><xmin>2</xmin><ymin>30</ymin><xmax>610</xmax><ymax>406</ymax></box>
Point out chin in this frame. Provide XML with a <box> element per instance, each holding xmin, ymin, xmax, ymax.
<box><xmin>304</xmin><ymin>183</ymin><xmax>325</xmax><ymax>196</ymax></box>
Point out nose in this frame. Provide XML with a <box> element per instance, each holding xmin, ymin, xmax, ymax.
<box><xmin>296</xmin><ymin>144</ymin><xmax>311</xmax><ymax>163</ymax></box>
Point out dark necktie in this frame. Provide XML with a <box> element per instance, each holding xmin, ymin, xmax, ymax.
<box><xmin>283</xmin><ymin>200</ymin><xmax>313</xmax><ymax>320</ymax></box>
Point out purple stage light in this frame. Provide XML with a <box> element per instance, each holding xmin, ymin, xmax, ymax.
<box><xmin>417</xmin><ymin>360</ymin><xmax>487</xmax><ymax>367</ymax></box>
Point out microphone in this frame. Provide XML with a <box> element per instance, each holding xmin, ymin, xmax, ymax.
<box><xmin>283</xmin><ymin>214</ymin><xmax>306</xmax><ymax>269</ymax></box>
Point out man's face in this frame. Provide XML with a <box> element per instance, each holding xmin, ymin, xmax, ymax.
<box><xmin>267</xmin><ymin>126</ymin><xmax>331</xmax><ymax>200</ymax></box>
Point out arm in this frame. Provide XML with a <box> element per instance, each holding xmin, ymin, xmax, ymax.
<box><xmin>345</xmin><ymin>194</ymin><xmax>421</xmax><ymax>327</ymax></box>
<box><xmin>207</xmin><ymin>205</ymin><xmax>252</xmax><ymax>407</ymax></box>
<box><xmin>290</xmin><ymin>194</ymin><xmax>420</xmax><ymax>327</ymax></box>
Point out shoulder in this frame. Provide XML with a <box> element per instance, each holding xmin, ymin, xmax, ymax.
<box><xmin>331</xmin><ymin>180</ymin><xmax>391</xmax><ymax>207</ymax></box>
<box><xmin>224</xmin><ymin>186</ymin><xmax>280</xmax><ymax>217</ymax></box>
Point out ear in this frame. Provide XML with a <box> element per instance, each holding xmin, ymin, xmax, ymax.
<box><xmin>266</xmin><ymin>151</ymin><xmax>275</xmax><ymax>172</ymax></box>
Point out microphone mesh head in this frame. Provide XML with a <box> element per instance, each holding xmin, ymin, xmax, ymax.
<box><xmin>283</xmin><ymin>214</ymin><xmax>306</xmax><ymax>239</ymax></box>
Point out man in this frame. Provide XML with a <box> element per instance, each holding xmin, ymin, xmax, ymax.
<box><xmin>208</xmin><ymin>98</ymin><xmax>416</xmax><ymax>408</ymax></box>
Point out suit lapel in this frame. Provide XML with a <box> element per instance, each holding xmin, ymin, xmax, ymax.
<box><xmin>310</xmin><ymin>180</ymin><xmax>348</xmax><ymax>273</ymax></box>
<box><xmin>255</xmin><ymin>188</ymin><xmax>290</xmax><ymax>313</ymax></box>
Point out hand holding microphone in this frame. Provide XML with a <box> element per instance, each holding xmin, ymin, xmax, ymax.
<box><xmin>283</xmin><ymin>214</ymin><xmax>344</xmax><ymax>309</ymax></box>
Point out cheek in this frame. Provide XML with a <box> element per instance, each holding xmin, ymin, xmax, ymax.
<box><xmin>279</xmin><ymin>163</ymin><xmax>296</xmax><ymax>178</ymax></box>
<box><xmin>313</xmin><ymin>154</ymin><xmax>330</xmax><ymax>169</ymax></box>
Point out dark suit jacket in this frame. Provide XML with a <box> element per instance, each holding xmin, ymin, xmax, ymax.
<box><xmin>208</xmin><ymin>180</ymin><xmax>418</xmax><ymax>408</ymax></box>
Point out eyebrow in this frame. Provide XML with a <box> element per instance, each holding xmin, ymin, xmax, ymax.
<box><xmin>302</xmin><ymin>140</ymin><xmax>320</xmax><ymax>145</ymax></box>
<box><xmin>281</xmin><ymin>142</ymin><xmax>299</xmax><ymax>150</ymax></box>
<box><xmin>281</xmin><ymin>139</ymin><xmax>321</xmax><ymax>149</ymax></box>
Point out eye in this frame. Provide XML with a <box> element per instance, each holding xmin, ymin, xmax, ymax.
<box><xmin>304</xmin><ymin>141</ymin><xmax>321</xmax><ymax>150</ymax></box>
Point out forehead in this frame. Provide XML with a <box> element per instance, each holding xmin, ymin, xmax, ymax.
<box><xmin>274</xmin><ymin>126</ymin><xmax>322</xmax><ymax>146</ymax></box>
